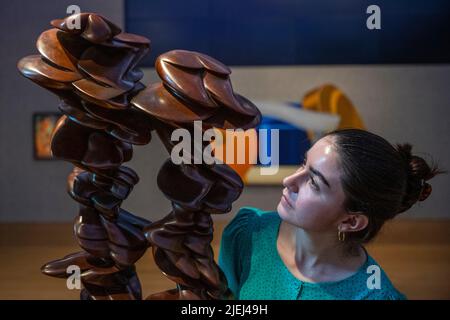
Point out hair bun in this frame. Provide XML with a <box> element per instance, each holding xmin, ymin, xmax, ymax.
<box><xmin>419</xmin><ymin>182</ymin><xmax>432</xmax><ymax>201</ymax></box>
<box><xmin>395</xmin><ymin>143</ymin><xmax>440</xmax><ymax>214</ymax></box>
<box><xmin>396</xmin><ymin>143</ymin><xmax>413</xmax><ymax>162</ymax></box>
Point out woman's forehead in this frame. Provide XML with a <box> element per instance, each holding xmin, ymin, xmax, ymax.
<box><xmin>308</xmin><ymin>137</ymin><xmax>342</xmax><ymax>185</ymax></box>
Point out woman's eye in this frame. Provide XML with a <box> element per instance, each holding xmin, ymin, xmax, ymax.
<box><xmin>309</xmin><ymin>176</ymin><xmax>319</xmax><ymax>191</ymax></box>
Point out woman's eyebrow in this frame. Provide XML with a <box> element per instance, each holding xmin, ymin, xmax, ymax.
<box><xmin>309</xmin><ymin>165</ymin><xmax>331</xmax><ymax>189</ymax></box>
<box><xmin>305</xmin><ymin>150</ymin><xmax>331</xmax><ymax>188</ymax></box>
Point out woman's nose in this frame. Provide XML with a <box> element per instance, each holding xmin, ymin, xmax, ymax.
<box><xmin>282</xmin><ymin>169</ymin><xmax>304</xmax><ymax>192</ymax></box>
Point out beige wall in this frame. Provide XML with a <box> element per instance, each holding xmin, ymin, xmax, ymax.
<box><xmin>137</xmin><ymin>66</ymin><xmax>450</xmax><ymax>222</ymax></box>
<box><xmin>1</xmin><ymin>0</ymin><xmax>448</xmax><ymax>221</ymax></box>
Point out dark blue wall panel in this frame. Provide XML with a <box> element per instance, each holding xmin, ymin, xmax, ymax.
<box><xmin>125</xmin><ymin>0</ymin><xmax>450</xmax><ymax>67</ymax></box>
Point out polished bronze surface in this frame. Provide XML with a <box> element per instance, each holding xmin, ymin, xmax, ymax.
<box><xmin>18</xmin><ymin>12</ymin><xmax>260</xmax><ymax>300</ymax></box>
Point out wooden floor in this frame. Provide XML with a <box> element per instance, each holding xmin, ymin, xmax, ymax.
<box><xmin>0</xmin><ymin>218</ymin><xmax>449</xmax><ymax>300</ymax></box>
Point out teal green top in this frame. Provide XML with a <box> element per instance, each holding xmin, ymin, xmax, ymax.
<box><xmin>218</xmin><ymin>207</ymin><xmax>407</xmax><ymax>300</ymax></box>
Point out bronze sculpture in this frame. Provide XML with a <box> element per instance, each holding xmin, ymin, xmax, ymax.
<box><xmin>17</xmin><ymin>12</ymin><xmax>261</xmax><ymax>300</ymax></box>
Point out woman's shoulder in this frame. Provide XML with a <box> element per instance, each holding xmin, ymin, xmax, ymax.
<box><xmin>362</xmin><ymin>255</ymin><xmax>407</xmax><ymax>300</ymax></box>
<box><xmin>219</xmin><ymin>207</ymin><xmax>279</xmax><ymax>296</ymax></box>
<box><xmin>223</xmin><ymin>206</ymin><xmax>280</xmax><ymax>236</ymax></box>
<box><xmin>220</xmin><ymin>207</ymin><xmax>280</xmax><ymax>256</ymax></box>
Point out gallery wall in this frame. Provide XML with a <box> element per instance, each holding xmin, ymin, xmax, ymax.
<box><xmin>1</xmin><ymin>1</ymin><xmax>448</xmax><ymax>222</ymax></box>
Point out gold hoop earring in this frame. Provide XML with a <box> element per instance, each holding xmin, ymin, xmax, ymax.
<box><xmin>338</xmin><ymin>230</ymin><xmax>346</xmax><ymax>242</ymax></box>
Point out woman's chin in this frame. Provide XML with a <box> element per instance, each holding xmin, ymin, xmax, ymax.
<box><xmin>277</xmin><ymin>201</ymin><xmax>290</xmax><ymax>218</ymax></box>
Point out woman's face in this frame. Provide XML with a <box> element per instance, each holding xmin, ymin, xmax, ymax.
<box><xmin>277</xmin><ymin>136</ymin><xmax>347</xmax><ymax>232</ymax></box>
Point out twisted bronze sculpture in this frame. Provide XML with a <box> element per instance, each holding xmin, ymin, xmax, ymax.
<box><xmin>18</xmin><ymin>13</ymin><xmax>261</xmax><ymax>300</ymax></box>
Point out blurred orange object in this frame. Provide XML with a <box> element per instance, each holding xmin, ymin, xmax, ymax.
<box><xmin>303</xmin><ymin>84</ymin><xmax>365</xmax><ymax>140</ymax></box>
<box><xmin>211</xmin><ymin>128</ymin><xmax>258</xmax><ymax>182</ymax></box>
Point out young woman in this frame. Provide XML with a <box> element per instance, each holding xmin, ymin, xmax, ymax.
<box><xmin>218</xmin><ymin>128</ymin><xmax>443</xmax><ymax>300</ymax></box>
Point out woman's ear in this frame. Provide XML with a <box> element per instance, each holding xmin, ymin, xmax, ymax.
<box><xmin>338</xmin><ymin>212</ymin><xmax>369</xmax><ymax>233</ymax></box>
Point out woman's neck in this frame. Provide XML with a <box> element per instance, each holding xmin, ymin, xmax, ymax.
<box><xmin>278</xmin><ymin>220</ymin><xmax>367</xmax><ymax>282</ymax></box>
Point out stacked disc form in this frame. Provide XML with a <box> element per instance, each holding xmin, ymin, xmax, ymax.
<box><xmin>131</xmin><ymin>50</ymin><xmax>261</xmax><ymax>299</ymax></box>
<box><xmin>18</xmin><ymin>13</ymin><xmax>261</xmax><ymax>300</ymax></box>
<box><xmin>17</xmin><ymin>13</ymin><xmax>153</xmax><ymax>300</ymax></box>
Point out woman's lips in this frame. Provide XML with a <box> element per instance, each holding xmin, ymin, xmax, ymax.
<box><xmin>281</xmin><ymin>190</ymin><xmax>294</xmax><ymax>209</ymax></box>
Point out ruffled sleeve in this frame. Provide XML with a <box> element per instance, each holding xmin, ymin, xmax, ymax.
<box><xmin>218</xmin><ymin>207</ymin><xmax>259</xmax><ymax>299</ymax></box>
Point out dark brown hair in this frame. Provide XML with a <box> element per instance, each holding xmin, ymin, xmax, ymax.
<box><xmin>325</xmin><ymin>128</ymin><xmax>444</xmax><ymax>246</ymax></box>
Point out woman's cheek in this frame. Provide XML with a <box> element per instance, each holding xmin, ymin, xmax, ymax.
<box><xmin>295</xmin><ymin>189</ymin><xmax>331</xmax><ymax>229</ymax></box>
<box><xmin>292</xmin><ymin>192</ymin><xmax>313</xmax><ymax>223</ymax></box>
<box><xmin>296</xmin><ymin>184</ymin><xmax>315</xmax><ymax>207</ymax></box>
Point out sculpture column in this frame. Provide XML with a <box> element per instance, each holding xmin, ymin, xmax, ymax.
<box><xmin>18</xmin><ymin>13</ymin><xmax>261</xmax><ymax>300</ymax></box>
